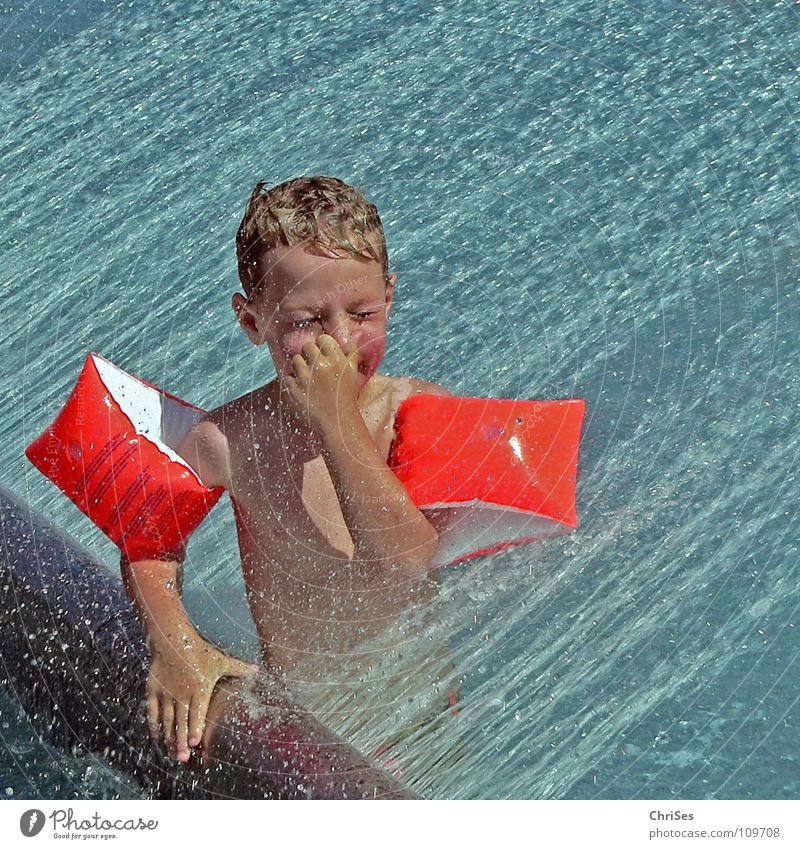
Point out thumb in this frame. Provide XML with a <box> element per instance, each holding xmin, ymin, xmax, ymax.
<box><xmin>225</xmin><ymin>657</ymin><xmax>259</xmax><ymax>678</ymax></box>
<box><xmin>346</xmin><ymin>349</ymin><xmax>360</xmax><ymax>371</ymax></box>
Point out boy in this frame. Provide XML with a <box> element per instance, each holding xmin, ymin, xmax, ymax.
<box><xmin>121</xmin><ymin>176</ymin><xmax>454</xmax><ymax>766</ymax></box>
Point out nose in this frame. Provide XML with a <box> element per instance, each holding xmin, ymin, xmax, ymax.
<box><xmin>324</xmin><ymin>314</ymin><xmax>357</xmax><ymax>354</ymax></box>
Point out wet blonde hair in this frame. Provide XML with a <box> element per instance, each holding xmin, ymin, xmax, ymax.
<box><xmin>236</xmin><ymin>175</ymin><xmax>389</xmax><ymax>297</ymax></box>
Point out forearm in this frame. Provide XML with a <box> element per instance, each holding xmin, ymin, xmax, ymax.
<box><xmin>120</xmin><ymin>555</ymin><xmax>256</xmax><ymax>762</ymax></box>
<box><xmin>120</xmin><ymin>556</ymin><xmax>201</xmax><ymax>647</ymax></box>
<box><xmin>318</xmin><ymin>410</ymin><xmax>438</xmax><ymax>576</ymax></box>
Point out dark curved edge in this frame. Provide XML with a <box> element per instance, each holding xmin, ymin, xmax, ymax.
<box><xmin>0</xmin><ymin>486</ymin><xmax>417</xmax><ymax>799</ymax></box>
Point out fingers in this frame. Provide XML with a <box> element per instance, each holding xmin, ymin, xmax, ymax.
<box><xmin>160</xmin><ymin>692</ymin><xmax>175</xmax><ymax>755</ymax></box>
<box><xmin>174</xmin><ymin>700</ymin><xmax>190</xmax><ymax>762</ymax></box>
<box><xmin>291</xmin><ymin>353</ymin><xmax>310</xmax><ymax>382</ymax></box>
<box><xmin>290</xmin><ymin>338</ymin><xmax>321</xmax><ymax>384</ymax></box>
<box><xmin>316</xmin><ymin>334</ymin><xmax>339</xmax><ymax>355</ymax></box>
<box><xmin>283</xmin><ymin>375</ymin><xmax>310</xmax><ymax>422</ymax></box>
<box><xmin>148</xmin><ymin>660</ymin><xmax>260</xmax><ymax>763</ymax></box>
<box><xmin>283</xmin><ymin>373</ymin><xmax>300</xmax><ymax>399</ymax></box>
<box><xmin>188</xmin><ymin>688</ymin><xmax>211</xmax><ymax>749</ymax></box>
<box><xmin>300</xmin><ymin>338</ymin><xmax>321</xmax><ymax>363</ymax></box>
<box><xmin>345</xmin><ymin>349</ymin><xmax>360</xmax><ymax>372</ymax></box>
<box><xmin>157</xmin><ymin>689</ymin><xmax>192</xmax><ymax>763</ymax></box>
<box><xmin>299</xmin><ymin>335</ymin><xmax>345</xmax><ymax>363</ymax></box>
<box><xmin>146</xmin><ymin>684</ymin><xmax>160</xmax><ymax>742</ymax></box>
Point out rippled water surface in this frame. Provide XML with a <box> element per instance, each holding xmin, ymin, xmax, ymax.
<box><xmin>1</xmin><ymin>0</ymin><xmax>799</xmax><ymax>799</ymax></box>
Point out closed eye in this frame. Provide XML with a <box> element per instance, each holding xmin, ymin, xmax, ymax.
<box><xmin>291</xmin><ymin>317</ymin><xmax>320</xmax><ymax>330</ymax></box>
<box><xmin>353</xmin><ymin>311</ymin><xmax>379</xmax><ymax>320</ymax></box>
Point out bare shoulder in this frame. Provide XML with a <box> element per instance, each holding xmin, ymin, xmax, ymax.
<box><xmin>176</xmin><ymin>410</ymin><xmax>231</xmax><ymax>490</ymax></box>
<box><xmin>405</xmin><ymin>378</ymin><xmax>452</xmax><ymax>398</ymax></box>
<box><xmin>176</xmin><ymin>389</ymin><xmax>265</xmax><ymax>490</ymax></box>
<box><xmin>387</xmin><ymin>376</ymin><xmax>452</xmax><ymax>418</ymax></box>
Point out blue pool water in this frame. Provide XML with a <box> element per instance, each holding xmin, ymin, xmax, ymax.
<box><xmin>1</xmin><ymin>0</ymin><xmax>799</xmax><ymax>799</ymax></box>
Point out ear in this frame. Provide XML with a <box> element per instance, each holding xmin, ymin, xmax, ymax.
<box><xmin>384</xmin><ymin>274</ymin><xmax>396</xmax><ymax>319</ymax></box>
<box><xmin>232</xmin><ymin>292</ymin><xmax>264</xmax><ymax>346</ymax></box>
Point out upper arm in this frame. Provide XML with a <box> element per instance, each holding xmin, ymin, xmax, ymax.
<box><xmin>176</xmin><ymin>417</ymin><xmax>232</xmax><ymax>490</ymax></box>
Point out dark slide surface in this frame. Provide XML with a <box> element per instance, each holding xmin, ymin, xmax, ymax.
<box><xmin>0</xmin><ymin>486</ymin><xmax>416</xmax><ymax>799</ymax></box>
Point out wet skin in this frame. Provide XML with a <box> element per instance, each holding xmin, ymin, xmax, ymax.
<box><xmin>142</xmin><ymin>243</ymin><xmax>451</xmax><ymax>761</ymax></box>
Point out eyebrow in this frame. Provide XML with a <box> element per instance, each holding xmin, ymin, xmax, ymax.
<box><xmin>280</xmin><ymin>297</ymin><xmax>385</xmax><ymax>312</ymax></box>
<box><xmin>280</xmin><ymin>308</ymin><xmax>317</xmax><ymax>317</ymax></box>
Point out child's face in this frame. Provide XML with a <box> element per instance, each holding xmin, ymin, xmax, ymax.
<box><xmin>234</xmin><ymin>243</ymin><xmax>395</xmax><ymax>393</ymax></box>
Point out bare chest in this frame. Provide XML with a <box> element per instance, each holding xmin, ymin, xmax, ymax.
<box><xmin>228</xmin><ymin>384</ymin><xmax>397</xmax><ymax>563</ymax></box>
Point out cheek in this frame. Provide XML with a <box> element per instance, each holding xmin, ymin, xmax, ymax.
<box><xmin>268</xmin><ymin>329</ymin><xmax>309</xmax><ymax>371</ymax></box>
<box><xmin>282</xmin><ymin>336</ymin><xmax>305</xmax><ymax>359</ymax></box>
<box><xmin>355</xmin><ymin>326</ymin><xmax>387</xmax><ymax>372</ymax></box>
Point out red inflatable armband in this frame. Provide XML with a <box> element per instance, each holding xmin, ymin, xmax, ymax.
<box><xmin>389</xmin><ymin>395</ymin><xmax>585</xmax><ymax>566</ymax></box>
<box><xmin>25</xmin><ymin>353</ymin><xmax>224</xmax><ymax>561</ymax></box>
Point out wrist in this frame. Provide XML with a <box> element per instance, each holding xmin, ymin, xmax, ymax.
<box><xmin>142</xmin><ymin>607</ymin><xmax>200</xmax><ymax>649</ymax></box>
<box><xmin>317</xmin><ymin>402</ymin><xmax>364</xmax><ymax>446</ymax></box>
